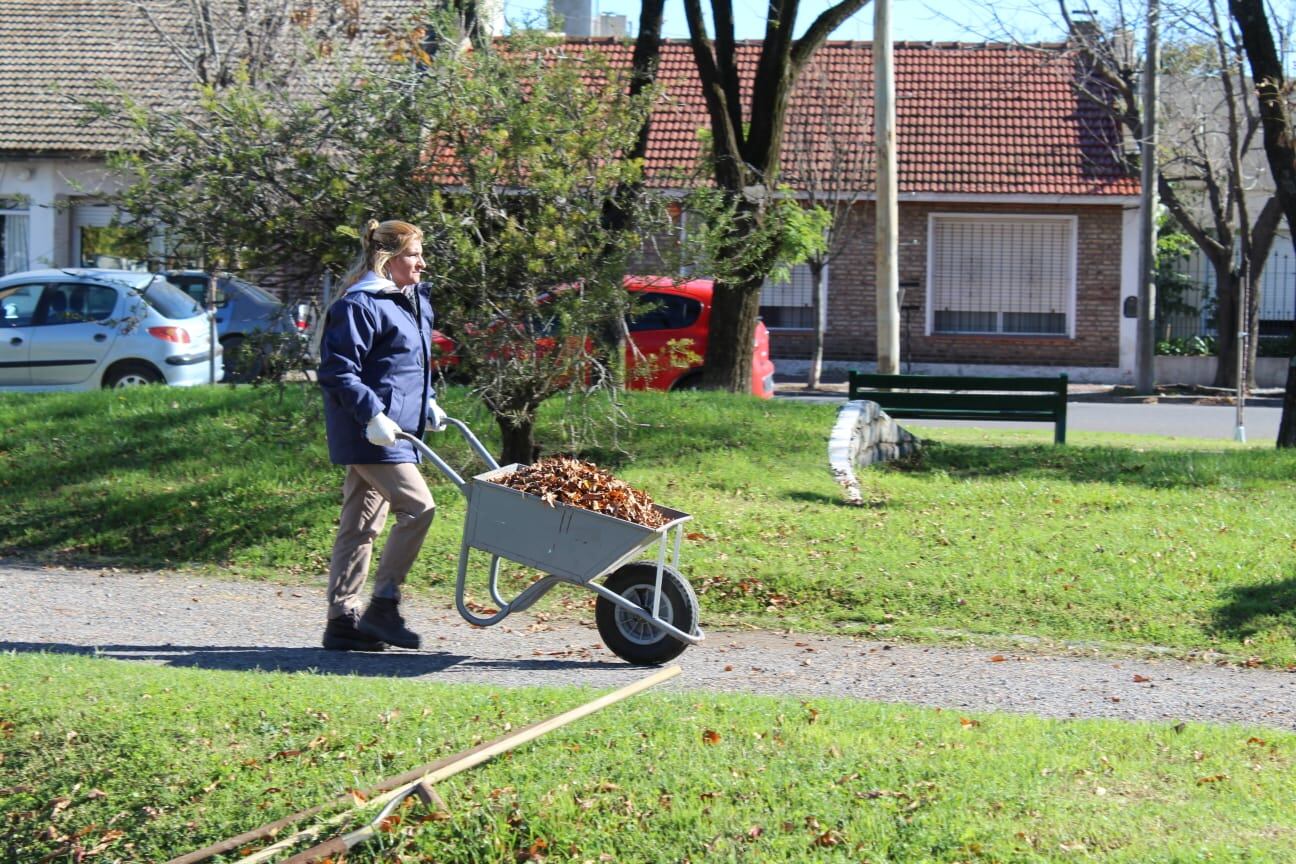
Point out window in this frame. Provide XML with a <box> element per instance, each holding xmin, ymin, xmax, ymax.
<box><xmin>138</xmin><ymin>278</ymin><xmax>203</xmax><ymax>320</ymax></box>
<box><xmin>1</xmin><ymin>204</ymin><xmax>30</xmax><ymax>276</ymax></box>
<box><xmin>759</xmin><ymin>263</ymin><xmax>818</xmax><ymax>330</ymax></box>
<box><xmin>171</xmin><ymin>274</ymin><xmax>231</xmax><ymax>308</ymax></box>
<box><xmin>33</xmin><ymin>283</ymin><xmax>120</xmax><ymax>325</ymax></box>
<box><xmin>0</xmin><ymin>284</ymin><xmax>40</xmax><ymax>327</ymax></box>
<box><xmin>928</xmin><ymin>214</ymin><xmax>1075</xmax><ymax>337</ymax></box>
<box><xmin>627</xmin><ymin>292</ymin><xmax>701</xmax><ymax>331</ymax></box>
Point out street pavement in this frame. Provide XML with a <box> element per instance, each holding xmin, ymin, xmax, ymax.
<box><xmin>777</xmin><ymin>385</ymin><xmax>1285</xmax><ymax>441</ymax></box>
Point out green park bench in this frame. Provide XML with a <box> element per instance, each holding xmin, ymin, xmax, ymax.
<box><xmin>847</xmin><ymin>372</ymin><xmax>1070</xmax><ymax>444</ymax></box>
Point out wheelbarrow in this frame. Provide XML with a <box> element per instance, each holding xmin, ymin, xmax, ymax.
<box><xmin>397</xmin><ymin>420</ymin><xmax>704</xmax><ymax>665</ymax></box>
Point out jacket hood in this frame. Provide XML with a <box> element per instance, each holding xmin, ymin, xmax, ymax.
<box><xmin>346</xmin><ymin>271</ymin><xmax>399</xmax><ymax>295</ymax></box>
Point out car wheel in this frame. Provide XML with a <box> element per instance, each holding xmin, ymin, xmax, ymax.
<box><xmin>671</xmin><ymin>370</ymin><xmax>703</xmax><ymax>391</ymax></box>
<box><xmin>103</xmin><ymin>362</ymin><xmax>162</xmax><ymax>388</ymax></box>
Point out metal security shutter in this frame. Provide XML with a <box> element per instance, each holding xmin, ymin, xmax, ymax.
<box><xmin>759</xmin><ymin>263</ymin><xmax>817</xmax><ymax>329</ymax></box>
<box><xmin>928</xmin><ymin>214</ymin><xmax>1076</xmax><ymax>336</ymax></box>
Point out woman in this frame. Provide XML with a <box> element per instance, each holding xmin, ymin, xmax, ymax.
<box><xmin>317</xmin><ymin>219</ymin><xmax>448</xmax><ymax>651</ymax></box>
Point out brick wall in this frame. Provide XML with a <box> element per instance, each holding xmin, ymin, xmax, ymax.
<box><xmin>771</xmin><ymin>201</ymin><xmax>1125</xmax><ymax>368</ymax></box>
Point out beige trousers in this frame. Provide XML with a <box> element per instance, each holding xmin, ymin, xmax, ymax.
<box><xmin>327</xmin><ymin>462</ymin><xmax>435</xmax><ymax>620</ymax></box>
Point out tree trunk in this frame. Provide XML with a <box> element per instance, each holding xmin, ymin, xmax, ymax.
<box><xmin>807</xmin><ymin>259</ymin><xmax>826</xmax><ymax>389</ymax></box>
<box><xmin>1213</xmin><ymin>266</ymin><xmax>1241</xmax><ymax>388</ymax></box>
<box><xmin>1246</xmin><ymin>271</ymin><xmax>1262</xmax><ymax>391</ymax></box>
<box><xmin>497</xmin><ymin>414</ymin><xmax>537</xmax><ymax>466</ymax></box>
<box><xmin>1229</xmin><ymin>0</ymin><xmax>1296</xmax><ymax>444</ymax></box>
<box><xmin>1213</xmin><ymin>269</ymin><xmax>1263</xmax><ymax>391</ymax></box>
<box><xmin>1280</xmin><ymin>356</ymin><xmax>1296</xmax><ymax>446</ymax></box>
<box><xmin>700</xmin><ymin>276</ymin><xmax>761</xmax><ymax>392</ymax></box>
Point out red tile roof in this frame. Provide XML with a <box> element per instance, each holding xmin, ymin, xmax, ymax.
<box><xmin>565</xmin><ymin>38</ymin><xmax>1140</xmax><ymax>198</ymax></box>
<box><xmin>0</xmin><ymin>0</ymin><xmax>427</xmax><ymax>153</ymax></box>
<box><xmin>0</xmin><ymin>5</ymin><xmax>1137</xmax><ymax>199</ymax></box>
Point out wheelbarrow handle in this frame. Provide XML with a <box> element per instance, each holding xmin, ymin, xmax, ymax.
<box><xmin>397</xmin><ymin>418</ymin><xmax>500</xmax><ymax>497</ymax></box>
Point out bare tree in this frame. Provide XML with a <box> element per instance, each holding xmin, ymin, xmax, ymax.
<box><xmin>1229</xmin><ymin>0</ymin><xmax>1296</xmax><ymax>446</ymax></box>
<box><xmin>1065</xmin><ymin>0</ymin><xmax>1281</xmax><ymax>389</ymax></box>
<box><xmin>782</xmin><ymin>57</ymin><xmax>871</xmax><ymax>389</ymax></box>
<box><xmin>671</xmin><ymin>0</ymin><xmax>872</xmax><ymax>393</ymax></box>
<box><xmin>126</xmin><ymin>0</ymin><xmax>366</xmax><ymax>87</ymax></box>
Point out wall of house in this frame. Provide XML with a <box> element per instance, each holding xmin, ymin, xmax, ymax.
<box><xmin>770</xmin><ymin>201</ymin><xmax>1130</xmax><ymax>371</ymax></box>
<box><xmin>0</xmin><ymin>157</ymin><xmax>123</xmax><ymax>270</ymax></box>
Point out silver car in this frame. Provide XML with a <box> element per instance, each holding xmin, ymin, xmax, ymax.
<box><xmin>0</xmin><ymin>269</ymin><xmax>222</xmax><ymax>390</ymax></box>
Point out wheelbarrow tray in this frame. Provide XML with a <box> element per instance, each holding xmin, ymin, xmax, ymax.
<box><xmin>463</xmin><ymin>464</ymin><xmax>691</xmax><ymax>584</ymax></box>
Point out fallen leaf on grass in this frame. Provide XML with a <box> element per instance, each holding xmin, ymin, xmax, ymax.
<box><xmin>702</xmin><ymin>730</ymin><xmax>721</xmax><ymax>745</ymax></box>
<box><xmin>813</xmin><ymin>830</ymin><xmax>843</xmax><ymax>847</ymax></box>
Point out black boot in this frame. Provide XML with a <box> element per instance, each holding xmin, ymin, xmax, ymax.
<box><xmin>356</xmin><ymin>597</ymin><xmax>422</xmax><ymax>649</ymax></box>
<box><xmin>322</xmin><ymin>612</ymin><xmax>388</xmax><ymax>652</ymax></box>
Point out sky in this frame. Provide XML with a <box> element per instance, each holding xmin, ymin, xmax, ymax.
<box><xmin>499</xmin><ymin>0</ymin><xmax>1070</xmax><ymax>43</ymax></box>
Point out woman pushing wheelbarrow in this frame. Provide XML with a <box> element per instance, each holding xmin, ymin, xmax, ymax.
<box><xmin>316</xmin><ymin>218</ymin><xmax>702</xmax><ymax>664</ymax></box>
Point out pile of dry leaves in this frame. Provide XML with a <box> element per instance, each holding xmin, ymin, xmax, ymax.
<box><xmin>497</xmin><ymin>456</ymin><xmax>669</xmax><ymax>528</ymax></box>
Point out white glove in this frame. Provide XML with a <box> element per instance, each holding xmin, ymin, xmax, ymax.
<box><xmin>365</xmin><ymin>412</ymin><xmax>401</xmax><ymax>447</ymax></box>
<box><xmin>427</xmin><ymin>398</ymin><xmax>448</xmax><ymax>432</ymax></box>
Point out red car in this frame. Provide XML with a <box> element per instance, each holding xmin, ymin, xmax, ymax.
<box><xmin>430</xmin><ymin>276</ymin><xmax>776</xmax><ymax>399</ymax></box>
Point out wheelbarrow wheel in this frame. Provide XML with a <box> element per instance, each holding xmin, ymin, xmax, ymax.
<box><xmin>596</xmin><ymin>562</ymin><xmax>698</xmax><ymax>665</ymax></box>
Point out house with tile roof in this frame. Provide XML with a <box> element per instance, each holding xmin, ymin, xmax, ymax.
<box><xmin>0</xmin><ymin>0</ymin><xmax>429</xmax><ymax>277</ymax></box>
<box><xmin>1</xmin><ymin>4</ymin><xmax>1144</xmax><ymax>381</ymax></box>
<box><xmin>579</xmin><ymin>38</ymin><xmax>1142</xmax><ymax>381</ymax></box>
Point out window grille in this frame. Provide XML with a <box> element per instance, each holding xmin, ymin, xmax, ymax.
<box><xmin>928</xmin><ymin>215</ymin><xmax>1075</xmax><ymax>336</ymax></box>
<box><xmin>759</xmin><ymin>263</ymin><xmax>818</xmax><ymax>329</ymax></box>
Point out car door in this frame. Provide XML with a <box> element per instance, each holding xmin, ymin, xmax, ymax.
<box><xmin>26</xmin><ymin>282</ymin><xmax>122</xmax><ymax>386</ymax></box>
<box><xmin>625</xmin><ymin>291</ymin><xmax>704</xmax><ymax>390</ymax></box>
<box><xmin>0</xmin><ymin>282</ymin><xmax>42</xmax><ymax>386</ymax></box>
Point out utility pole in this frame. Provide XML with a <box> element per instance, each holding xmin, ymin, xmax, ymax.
<box><xmin>874</xmin><ymin>0</ymin><xmax>899</xmax><ymax>373</ymax></box>
<box><xmin>1135</xmin><ymin>0</ymin><xmax>1160</xmax><ymax>394</ymax></box>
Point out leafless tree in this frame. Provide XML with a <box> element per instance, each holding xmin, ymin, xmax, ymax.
<box><xmin>127</xmin><ymin>0</ymin><xmax>368</xmax><ymax>87</ymax></box>
<box><xmin>671</xmin><ymin>0</ymin><xmax>873</xmax><ymax>393</ymax></box>
<box><xmin>1230</xmin><ymin>0</ymin><xmax>1296</xmax><ymax>446</ymax></box>
<box><xmin>782</xmin><ymin>58</ymin><xmax>871</xmax><ymax>389</ymax></box>
<box><xmin>1064</xmin><ymin>0</ymin><xmax>1282</xmax><ymax>389</ymax></box>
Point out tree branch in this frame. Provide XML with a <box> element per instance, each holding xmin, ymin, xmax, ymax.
<box><xmin>790</xmin><ymin>0</ymin><xmax>871</xmax><ymax>73</ymax></box>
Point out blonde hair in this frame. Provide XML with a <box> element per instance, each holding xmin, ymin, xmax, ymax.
<box><xmin>342</xmin><ymin>219</ymin><xmax>424</xmax><ymax>289</ymax></box>
<box><xmin>314</xmin><ymin>219</ymin><xmax>425</xmax><ymax>358</ymax></box>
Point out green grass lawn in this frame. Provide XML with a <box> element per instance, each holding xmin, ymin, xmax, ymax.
<box><xmin>2</xmin><ymin>384</ymin><xmax>1294</xmax><ymax>665</ymax></box>
<box><xmin>2</xmin><ymin>653</ymin><xmax>1292</xmax><ymax>864</ymax></box>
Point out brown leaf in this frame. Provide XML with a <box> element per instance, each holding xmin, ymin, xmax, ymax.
<box><xmin>813</xmin><ymin>830</ymin><xmax>842</xmax><ymax>847</ymax></box>
<box><xmin>989</xmin><ymin>654</ymin><xmax>1007</xmax><ymax>662</ymax></box>
<box><xmin>497</xmin><ymin>457</ymin><xmax>669</xmax><ymax>528</ymax></box>
<box><xmin>1133</xmin><ymin>674</ymin><xmax>1151</xmax><ymax>683</ymax></box>
<box><xmin>702</xmin><ymin>729</ymin><xmax>721</xmax><ymax>745</ymax></box>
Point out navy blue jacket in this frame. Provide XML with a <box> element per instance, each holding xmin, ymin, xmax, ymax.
<box><xmin>318</xmin><ymin>273</ymin><xmax>435</xmax><ymax>465</ymax></box>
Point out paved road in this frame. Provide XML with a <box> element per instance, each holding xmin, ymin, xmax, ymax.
<box><xmin>779</xmin><ymin>390</ymin><xmax>1284</xmax><ymax>441</ymax></box>
<box><xmin>3</xmin><ymin>562</ymin><xmax>1293</xmax><ymax>731</ymax></box>
<box><xmin>926</xmin><ymin>401</ymin><xmax>1280</xmax><ymax>440</ymax></box>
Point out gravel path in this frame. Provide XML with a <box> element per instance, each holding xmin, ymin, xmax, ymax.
<box><xmin>3</xmin><ymin>560</ymin><xmax>1293</xmax><ymax>731</ymax></box>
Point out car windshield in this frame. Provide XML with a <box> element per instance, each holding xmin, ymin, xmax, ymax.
<box><xmin>139</xmin><ymin>277</ymin><xmax>204</xmax><ymax>320</ymax></box>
